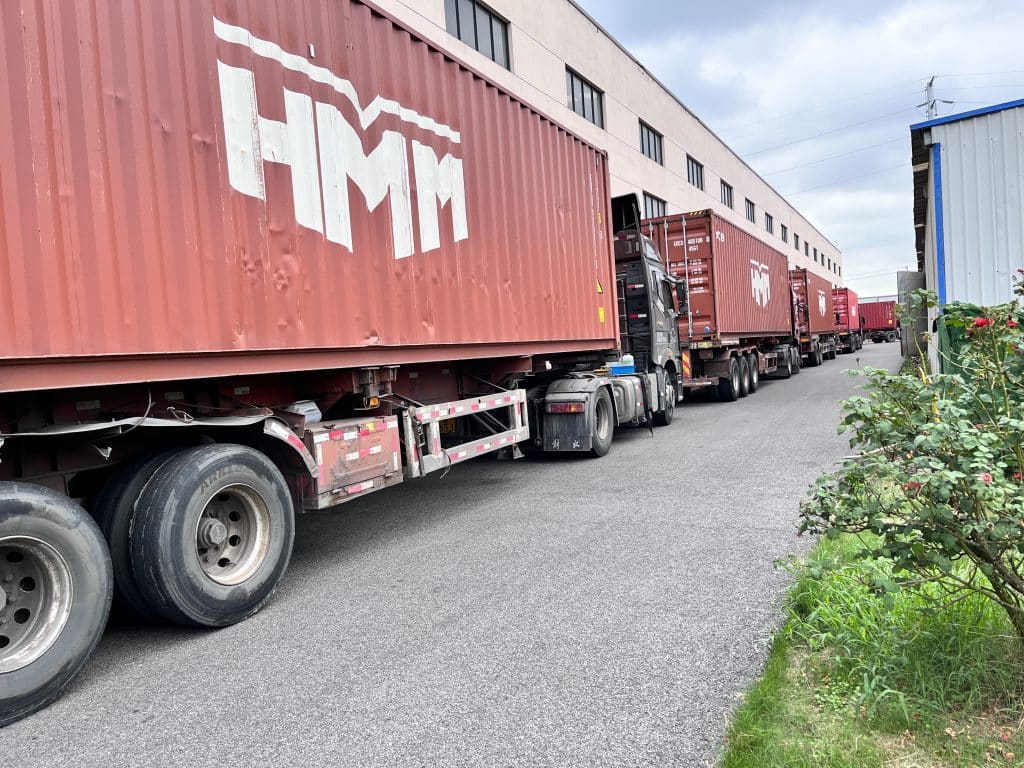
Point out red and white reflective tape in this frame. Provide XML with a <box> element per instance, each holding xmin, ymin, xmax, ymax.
<box><xmin>329</xmin><ymin>428</ymin><xmax>358</xmax><ymax>441</ymax></box>
<box><xmin>452</xmin><ymin>449</ymin><xmax>469</xmax><ymax>460</ymax></box>
<box><xmin>345</xmin><ymin>480</ymin><xmax>375</xmax><ymax>495</ymax></box>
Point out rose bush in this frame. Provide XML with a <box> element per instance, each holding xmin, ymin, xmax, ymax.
<box><xmin>801</xmin><ymin>274</ymin><xmax>1024</xmax><ymax>645</ymax></box>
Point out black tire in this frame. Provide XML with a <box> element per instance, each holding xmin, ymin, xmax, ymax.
<box><xmin>0</xmin><ymin>483</ymin><xmax>112</xmax><ymax>727</ymax></box>
<box><xmin>653</xmin><ymin>382</ymin><xmax>675</xmax><ymax>426</ymax></box>
<box><xmin>886</xmin><ymin>332</ymin><xmax>897</xmax><ymax>343</ymax></box>
<box><xmin>737</xmin><ymin>356</ymin><xmax>751</xmax><ymax>398</ymax></box>
<box><xmin>717</xmin><ymin>357</ymin><xmax>740</xmax><ymax>402</ymax></box>
<box><xmin>805</xmin><ymin>346</ymin><xmax>819</xmax><ymax>368</ymax></box>
<box><xmin>129</xmin><ymin>445</ymin><xmax>295</xmax><ymax>628</ymax></box>
<box><xmin>91</xmin><ymin>451</ymin><xmax>179</xmax><ymax>621</ymax></box>
<box><xmin>747</xmin><ymin>354</ymin><xmax>760</xmax><ymax>393</ymax></box>
<box><xmin>791</xmin><ymin>347</ymin><xmax>801</xmax><ymax>374</ymax></box>
<box><xmin>590</xmin><ymin>389</ymin><xmax>614</xmax><ymax>457</ymax></box>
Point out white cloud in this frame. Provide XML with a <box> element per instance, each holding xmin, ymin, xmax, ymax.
<box><xmin>586</xmin><ymin>0</ymin><xmax>1024</xmax><ymax>297</ymax></box>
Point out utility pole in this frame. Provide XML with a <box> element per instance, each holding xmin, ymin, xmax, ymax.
<box><xmin>917</xmin><ymin>76</ymin><xmax>954</xmax><ymax>118</ymax></box>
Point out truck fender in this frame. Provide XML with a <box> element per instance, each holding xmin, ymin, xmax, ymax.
<box><xmin>541</xmin><ymin>377</ymin><xmax>617</xmax><ymax>452</ymax></box>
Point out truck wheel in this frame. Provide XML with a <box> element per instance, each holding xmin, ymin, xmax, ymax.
<box><xmin>791</xmin><ymin>347</ymin><xmax>801</xmax><ymax>374</ymax></box>
<box><xmin>717</xmin><ymin>357</ymin><xmax>740</xmax><ymax>402</ymax></box>
<box><xmin>0</xmin><ymin>483</ymin><xmax>112</xmax><ymax>727</ymax></box>
<box><xmin>91</xmin><ymin>451</ymin><xmax>178</xmax><ymax>620</ymax></box>
<box><xmin>886</xmin><ymin>332</ymin><xmax>896</xmax><ymax>343</ymax></box>
<box><xmin>737</xmin><ymin>356</ymin><xmax>751</xmax><ymax>398</ymax></box>
<box><xmin>590</xmin><ymin>389</ymin><xmax>614</xmax><ymax>457</ymax></box>
<box><xmin>747</xmin><ymin>354</ymin><xmax>760</xmax><ymax>393</ymax></box>
<box><xmin>653</xmin><ymin>384</ymin><xmax>675</xmax><ymax>426</ymax></box>
<box><xmin>129</xmin><ymin>445</ymin><xmax>295</xmax><ymax>627</ymax></box>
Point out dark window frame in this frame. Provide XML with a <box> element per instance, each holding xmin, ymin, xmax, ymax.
<box><xmin>643</xmin><ymin>191</ymin><xmax>666</xmax><ymax>220</ymax></box>
<box><xmin>566</xmin><ymin>67</ymin><xmax>604</xmax><ymax>128</ymax></box>
<box><xmin>764</xmin><ymin>212</ymin><xmax>774</xmax><ymax>234</ymax></box>
<box><xmin>780</xmin><ymin>223</ymin><xmax>788</xmax><ymax>243</ymax></box>
<box><xmin>639</xmin><ymin>121</ymin><xmax>664</xmax><ymax>165</ymax></box>
<box><xmin>686</xmin><ymin>155</ymin><xmax>705</xmax><ymax>190</ymax></box>
<box><xmin>720</xmin><ymin>180</ymin><xmax>733</xmax><ymax>209</ymax></box>
<box><xmin>445</xmin><ymin>0</ymin><xmax>510</xmax><ymax>69</ymax></box>
<box><xmin>745</xmin><ymin>198</ymin><xmax>755</xmax><ymax>223</ymax></box>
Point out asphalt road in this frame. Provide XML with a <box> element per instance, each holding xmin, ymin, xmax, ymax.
<box><xmin>2</xmin><ymin>342</ymin><xmax>903</xmax><ymax>767</ymax></box>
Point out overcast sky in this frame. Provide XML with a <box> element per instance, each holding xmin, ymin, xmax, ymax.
<box><xmin>576</xmin><ymin>0</ymin><xmax>1024</xmax><ymax>297</ymax></box>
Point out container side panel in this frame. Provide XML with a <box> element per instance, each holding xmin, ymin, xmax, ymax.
<box><xmin>861</xmin><ymin>301</ymin><xmax>897</xmax><ymax>331</ymax></box>
<box><xmin>0</xmin><ymin>0</ymin><xmax>617</xmax><ymax>384</ymax></box>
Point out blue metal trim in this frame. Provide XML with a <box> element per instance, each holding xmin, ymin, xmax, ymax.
<box><xmin>932</xmin><ymin>143</ymin><xmax>946</xmax><ymax>305</ymax></box>
<box><xmin>910</xmin><ymin>98</ymin><xmax>1024</xmax><ymax>131</ymax></box>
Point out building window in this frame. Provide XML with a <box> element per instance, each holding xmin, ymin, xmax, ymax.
<box><xmin>566</xmin><ymin>68</ymin><xmax>604</xmax><ymax>128</ymax></box>
<box><xmin>720</xmin><ymin>180</ymin><xmax>733</xmax><ymax>209</ymax></box>
<box><xmin>804</xmin><ymin>242</ymin><xmax>809</xmax><ymax>257</ymax></box>
<box><xmin>793</xmin><ymin>233</ymin><xmax>800</xmax><ymax>251</ymax></box>
<box><xmin>828</xmin><ymin>257</ymin><xmax>833</xmax><ymax>271</ymax></box>
<box><xmin>686</xmin><ymin>155</ymin><xmax>704</xmax><ymax>190</ymax></box>
<box><xmin>444</xmin><ymin>0</ymin><xmax>510</xmax><ymax>69</ymax></box>
<box><xmin>764</xmin><ymin>213</ymin><xmax>774</xmax><ymax>234</ymax></box>
<box><xmin>639</xmin><ymin>121</ymin><xmax>663</xmax><ymax>165</ymax></box>
<box><xmin>813</xmin><ymin>247</ymin><xmax>818</xmax><ymax>263</ymax></box>
<box><xmin>781</xmin><ymin>224</ymin><xmax>788</xmax><ymax>244</ymax></box>
<box><xmin>745</xmin><ymin>198</ymin><xmax>755</xmax><ymax>223</ymax></box>
<box><xmin>838</xmin><ymin>265</ymin><xmax>842</xmax><ymax>277</ymax></box>
<box><xmin>643</xmin><ymin>192</ymin><xmax>666</xmax><ymax>219</ymax></box>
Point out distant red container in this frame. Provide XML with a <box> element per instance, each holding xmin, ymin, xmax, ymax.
<box><xmin>861</xmin><ymin>301</ymin><xmax>898</xmax><ymax>332</ymax></box>
<box><xmin>642</xmin><ymin>211</ymin><xmax>792</xmax><ymax>342</ymax></box>
<box><xmin>0</xmin><ymin>0</ymin><xmax>616</xmax><ymax>392</ymax></box>
<box><xmin>832</xmin><ymin>288</ymin><xmax>860</xmax><ymax>333</ymax></box>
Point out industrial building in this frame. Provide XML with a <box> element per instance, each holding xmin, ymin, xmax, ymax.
<box><xmin>375</xmin><ymin>0</ymin><xmax>843</xmax><ymax>284</ymax></box>
<box><xmin>910</xmin><ymin>98</ymin><xmax>1024</xmax><ymax>368</ymax></box>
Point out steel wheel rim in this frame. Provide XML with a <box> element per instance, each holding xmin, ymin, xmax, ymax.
<box><xmin>665</xmin><ymin>385</ymin><xmax>675</xmax><ymax>415</ymax></box>
<box><xmin>749</xmin><ymin>359</ymin><xmax>758</xmax><ymax>386</ymax></box>
<box><xmin>195</xmin><ymin>484</ymin><xmax>272</xmax><ymax>586</ymax></box>
<box><xmin>0</xmin><ymin>536</ymin><xmax>73</xmax><ymax>673</ymax></box>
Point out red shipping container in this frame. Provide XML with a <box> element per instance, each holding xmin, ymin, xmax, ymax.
<box><xmin>832</xmin><ymin>287</ymin><xmax>860</xmax><ymax>333</ymax></box>
<box><xmin>789</xmin><ymin>268</ymin><xmax>835</xmax><ymax>335</ymax></box>
<box><xmin>642</xmin><ymin>211</ymin><xmax>792</xmax><ymax>342</ymax></box>
<box><xmin>861</xmin><ymin>301</ymin><xmax>898</xmax><ymax>332</ymax></box>
<box><xmin>0</xmin><ymin>0</ymin><xmax>616</xmax><ymax>392</ymax></box>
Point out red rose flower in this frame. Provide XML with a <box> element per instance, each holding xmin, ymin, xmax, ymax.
<box><xmin>973</xmin><ymin>317</ymin><xmax>991</xmax><ymax>328</ymax></box>
<box><xmin>980</xmin><ymin>472</ymin><xmax>993</xmax><ymax>485</ymax></box>
<box><xmin>1008</xmin><ymin>320</ymin><xmax>1019</xmax><ymax>328</ymax></box>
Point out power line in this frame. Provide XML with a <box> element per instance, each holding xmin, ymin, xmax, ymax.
<box><xmin>744</xmin><ymin>108</ymin><xmax>919</xmax><ymax>157</ymax></box>
<box><xmin>781</xmin><ymin>162</ymin><xmax>910</xmax><ymax>196</ymax></box>
<box><xmin>721</xmin><ymin>87</ymin><xmax>922</xmax><ymax>142</ymax></box>
<box><xmin>760</xmin><ymin>137</ymin><xmax>905</xmax><ymax>176</ymax></box>
<box><xmin>935</xmin><ymin>69</ymin><xmax>1024</xmax><ymax>79</ymax></box>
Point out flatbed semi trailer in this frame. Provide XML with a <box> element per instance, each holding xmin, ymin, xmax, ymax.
<box><xmin>0</xmin><ymin>0</ymin><xmax>679</xmax><ymax>725</ymax></box>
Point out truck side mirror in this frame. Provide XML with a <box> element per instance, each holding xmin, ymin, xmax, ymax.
<box><xmin>675</xmin><ymin>282</ymin><xmax>689</xmax><ymax>313</ymax></box>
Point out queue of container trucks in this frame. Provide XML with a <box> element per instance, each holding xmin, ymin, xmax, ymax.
<box><xmin>0</xmin><ymin>0</ymin><xmax>893</xmax><ymax>726</ymax></box>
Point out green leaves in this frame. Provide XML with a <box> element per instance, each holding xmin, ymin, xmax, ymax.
<box><xmin>800</xmin><ymin>279</ymin><xmax>1024</xmax><ymax>646</ymax></box>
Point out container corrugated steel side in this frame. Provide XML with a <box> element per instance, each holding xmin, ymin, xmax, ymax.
<box><xmin>861</xmin><ymin>301</ymin><xmax>897</xmax><ymax>332</ymax></box>
<box><xmin>0</xmin><ymin>0</ymin><xmax>616</xmax><ymax>392</ymax></box>
<box><xmin>832</xmin><ymin>287</ymin><xmax>859</xmax><ymax>333</ymax></box>
<box><xmin>789</xmin><ymin>268</ymin><xmax>834</xmax><ymax>336</ymax></box>
<box><xmin>643</xmin><ymin>212</ymin><xmax>791</xmax><ymax>342</ymax></box>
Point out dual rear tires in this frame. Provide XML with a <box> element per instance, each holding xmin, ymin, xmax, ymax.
<box><xmin>0</xmin><ymin>445</ymin><xmax>295</xmax><ymax>726</ymax></box>
<box><xmin>717</xmin><ymin>354</ymin><xmax>759</xmax><ymax>401</ymax></box>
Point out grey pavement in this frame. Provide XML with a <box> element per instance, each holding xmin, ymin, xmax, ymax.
<box><xmin>1</xmin><ymin>342</ymin><xmax>903</xmax><ymax>767</ymax></box>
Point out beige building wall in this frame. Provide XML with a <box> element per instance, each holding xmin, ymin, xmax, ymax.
<box><xmin>374</xmin><ymin>0</ymin><xmax>843</xmax><ymax>285</ymax></box>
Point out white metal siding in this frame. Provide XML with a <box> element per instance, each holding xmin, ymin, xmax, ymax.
<box><xmin>932</xmin><ymin>105</ymin><xmax>1024</xmax><ymax>305</ymax></box>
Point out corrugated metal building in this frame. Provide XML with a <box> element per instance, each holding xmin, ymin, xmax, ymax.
<box><xmin>911</xmin><ymin>99</ymin><xmax>1024</xmax><ymax>306</ymax></box>
<box><xmin>910</xmin><ymin>98</ymin><xmax>1024</xmax><ymax>369</ymax></box>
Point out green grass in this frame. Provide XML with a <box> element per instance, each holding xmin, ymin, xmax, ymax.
<box><xmin>721</xmin><ymin>534</ymin><xmax>1024</xmax><ymax>768</ymax></box>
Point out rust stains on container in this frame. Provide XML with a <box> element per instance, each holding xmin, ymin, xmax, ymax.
<box><xmin>0</xmin><ymin>0</ymin><xmax>617</xmax><ymax>392</ymax></box>
<box><xmin>642</xmin><ymin>211</ymin><xmax>792</xmax><ymax>342</ymax></box>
